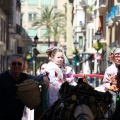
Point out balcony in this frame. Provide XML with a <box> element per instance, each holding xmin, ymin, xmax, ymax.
<box><xmin>16</xmin><ymin>24</ymin><xmax>21</xmax><ymax>35</ymax></box>
<box><xmin>86</xmin><ymin>14</ymin><xmax>94</xmax><ymax>23</ymax></box>
<box><xmin>9</xmin><ymin>24</ymin><xmax>21</xmax><ymax>39</ymax></box>
<box><xmin>0</xmin><ymin>0</ymin><xmax>13</xmax><ymax>15</ymax></box>
<box><xmin>81</xmin><ymin>25</ymin><xmax>86</xmax><ymax>32</ymax></box>
<box><xmin>80</xmin><ymin>0</ymin><xmax>88</xmax><ymax>8</ymax></box>
<box><xmin>98</xmin><ymin>0</ymin><xmax>108</xmax><ymax>13</ymax></box>
<box><xmin>69</xmin><ymin>0</ymin><xmax>74</xmax><ymax>3</ymax></box>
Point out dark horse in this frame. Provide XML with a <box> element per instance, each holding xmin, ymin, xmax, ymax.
<box><xmin>39</xmin><ymin>78</ymin><xmax>113</xmax><ymax>120</ymax></box>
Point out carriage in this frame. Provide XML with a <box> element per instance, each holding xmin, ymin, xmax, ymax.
<box><xmin>39</xmin><ymin>77</ymin><xmax>113</xmax><ymax>120</ymax></box>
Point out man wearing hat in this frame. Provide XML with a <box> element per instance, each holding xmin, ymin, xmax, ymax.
<box><xmin>102</xmin><ymin>47</ymin><xmax>120</xmax><ymax>90</ymax></box>
<box><xmin>101</xmin><ymin>47</ymin><xmax>120</xmax><ymax>118</ymax></box>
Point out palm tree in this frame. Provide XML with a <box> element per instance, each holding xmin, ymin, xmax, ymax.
<box><xmin>43</xmin><ymin>17</ymin><xmax>66</xmax><ymax>45</ymax></box>
<box><xmin>32</xmin><ymin>6</ymin><xmax>65</xmax><ymax>46</ymax></box>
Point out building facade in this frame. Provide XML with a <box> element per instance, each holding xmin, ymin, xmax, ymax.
<box><xmin>21</xmin><ymin>0</ymin><xmax>67</xmax><ymax>69</ymax></box>
<box><xmin>69</xmin><ymin>0</ymin><xmax>108</xmax><ymax>74</ymax></box>
<box><xmin>0</xmin><ymin>0</ymin><xmax>21</xmax><ymax>72</ymax></box>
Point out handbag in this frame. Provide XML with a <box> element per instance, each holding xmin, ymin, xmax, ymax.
<box><xmin>16</xmin><ymin>79</ymin><xmax>41</xmax><ymax>110</ymax></box>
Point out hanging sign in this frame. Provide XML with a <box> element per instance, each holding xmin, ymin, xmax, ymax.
<box><xmin>94</xmin><ymin>52</ymin><xmax>102</xmax><ymax>60</ymax></box>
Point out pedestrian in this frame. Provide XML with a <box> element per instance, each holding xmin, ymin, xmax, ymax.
<box><xmin>95</xmin><ymin>50</ymin><xmax>117</xmax><ymax>92</ymax></box>
<box><xmin>102</xmin><ymin>50</ymin><xmax>118</xmax><ymax>91</ymax></box>
<box><xmin>36</xmin><ymin>63</ymin><xmax>47</xmax><ymax>75</ymax></box>
<box><xmin>45</xmin><ymin>46</ymin><xmax>64</xmax><ymax>108</ymax></box>
<box><xmin>62</xmin><ymin>61</ymin><xmax>77</xmax><ymax>86</ymax></box>
<box><xmin>0</xmin><ymin>54</ymin><xmax>47</xmax><ymax>120</ymax></box>
<box><xmin>109</xmin><ymin>52</ymin><xmax>115</xmax><ymax>64</ymax></box>
<box><xmin>23</xmin><ymin>60</ymin><xmax>31</xmax><ymax>75</ymax></box>
<box><xmin>95</xmin><ymin>47</ymin><xmax>120</xmax><ymax>117</ymax></box>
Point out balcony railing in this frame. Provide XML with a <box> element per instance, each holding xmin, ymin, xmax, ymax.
<box><xmin>73</xmin><ymin>74</ymin><xmax>103</xmax><ymax>87</ymax></box>
<box><xmin>98</xmin><ymin>0</ymin><xmax>108</xmax><ymax>13</ymax></box>
<box><xmin>87</xmin><ymin>15</ymin><xmax>94</xmax><ymax>23</ymax></box>
<box><xmin>16</xmin><ymin>24</ymin><xmax>21</xmax><ymax>35</ymax></box>
<box><xmin>80</xmin><ymin>0</ymin><xmax>88</xmax><ymax>8</ymax></box>
<box><xmin>69</xmin><ymin>0</ymin><xmax>73</xmax><ymax>3</ymax></box>
<box><xmin>99</xmin><ymin>0</ymin><xmax>108</xmax><ymax>7</ymax></box>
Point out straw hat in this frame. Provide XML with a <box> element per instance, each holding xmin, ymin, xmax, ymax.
<box><xmin>16</xmin><ymin>79</ymin><xmax>41</xmax><ymax>110</ymax></box>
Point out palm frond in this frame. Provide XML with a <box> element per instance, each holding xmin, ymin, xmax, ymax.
<box><xmin>31</xmin><ymin>6</ymin><xmax>66</xmax><ymax>42</ymax></box>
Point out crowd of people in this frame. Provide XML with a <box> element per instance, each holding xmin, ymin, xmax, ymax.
<box><xmin>1</xmin><ymin>45</ymin><xmax>120</xmax><ymax>120</ymax></box>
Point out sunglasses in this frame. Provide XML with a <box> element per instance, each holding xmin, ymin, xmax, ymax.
<box><xmin>12</xmin><ymin>62</ymin><xmax>22</xmax><ymax>66</ymax></box>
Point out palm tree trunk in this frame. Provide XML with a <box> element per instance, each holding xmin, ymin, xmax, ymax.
<box><xmin>54</xmin><ymin>39</ymin><xmax>58</xmax><ymax>46</ymax></box>
<box><xmin>48</xmin><ymin>37</ymin><xmax>50</xmax><ymax>47</ymax></box>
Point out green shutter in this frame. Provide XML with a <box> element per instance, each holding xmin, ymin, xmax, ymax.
<box><xmin>54</xmin><ymin>0</ymin><xmax>57</xmax><ymax>6</ymax></box>
<box><xmin>28</xmin><ymin>46</ymin><xmax>32</xmax><ymax>51</ymax></box>
<box><xmin>28</xmin><ymin>0</ymin><xmax>38</xmax><ymax>5</ymax></box>
<box><xmin>28</xmin><ymin>13</ymin><xmax>32</xmax><ymax>21</ymax></box>
<box><xmin>28</xmin><ymin>29</ymin><xmax>37</xmax><ymax>37</ymax></box>
<box><xmin>40</xmin><ymin>45</ymin><xmax>48</xmax><ymax>53</ymax></box>
<box><xmin>40</xmin><ymin>29</ymin><xmax>47</xmax><ymax>37</ymax></box>
<box><xmin>41</xmin><ymin>0</ymin><xmax>51</xmax><ymax>6</ymax></box>
<box><xmin>20</xmin><ymin>0</ymin><xmax>25</xmax><ymax>2</ymax></box>
<box><xmin>21</xmin><ymin>13</ymin><xmax>25</xmax><ymax>21</ymax></box>
<box><xmin>21</xmin><ymin>29</ymin><xmax>25</xmax><ymax>37</ymax></box>
<box><xmin>79</xmin><ymin>36</ymin><xmax>83</xmax><ymax>48</ymax></box>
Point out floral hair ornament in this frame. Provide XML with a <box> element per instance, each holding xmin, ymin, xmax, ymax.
<box><xmin>114</xmin><ymin>48</ymin><xmax>120</xmax><ymax>54</ymax></box>
<box><xmin>47</xmin><ymin>46</ymin><xmax>61</xmax><ymax>51</ymax></box>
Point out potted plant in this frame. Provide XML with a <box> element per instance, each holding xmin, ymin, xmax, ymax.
<box><xmin>86</xmin><ymin>5</ymin><xmax>93</xmax><ymax>14</ymax></box>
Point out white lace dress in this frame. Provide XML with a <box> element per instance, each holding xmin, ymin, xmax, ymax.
<box><xmin>45</xmin><ymin>62</ymin><xmax>64</xmax><ymax>108</ymax></box>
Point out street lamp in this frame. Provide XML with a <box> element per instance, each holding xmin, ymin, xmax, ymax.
<box><xmin>63</xmin><ymin>45</ymin><xmax>67</xmax><ymax>55</ymax></box>
<box><xmin>94</xmin><ymin>30</ymin><xmax>102</xmax><ymax>73</ymax></box>
<box><xmin>34</xmin><ymin>35</ymin><xmax>38</xmax><ymax>45</ymax></box>
<box><xmin>32</xmin><ymin>35</ymin><xmax>38</xmax><ymax>75</ymax></box>
<box><xmin>95</xmin><ymin>30</ymin><xmax>101</xmax><ymax>41</ymax></box>
<box><xmin>73</xmin><ymin>40</ymin><xmax>79</xmax><ymax>73</ymax></box>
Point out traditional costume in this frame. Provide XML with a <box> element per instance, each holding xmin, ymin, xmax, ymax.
<box><xmin>45</xmin><ymin>61</ymin><xmax>64</xmax><ymax>108</ymax></box>
<box><xmin>63</xmin><ymin>66</ymin><xmax>77</xmax><ymax>86</ymax></box>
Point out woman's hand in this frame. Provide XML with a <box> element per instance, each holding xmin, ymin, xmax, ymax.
<box><xmin>106</xmin><ymin>73</ymin><xmax>117</xmax><ymax>85</ymax></box>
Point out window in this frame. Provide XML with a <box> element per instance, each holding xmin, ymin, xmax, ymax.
<box><xmin>21</xmin><ymin>0</ymin><xmax>25</xmax><ymax>5</ymax></box>
<box><xmin>21</xmin><ymin>13</ymin><xmax>25</xmax><ymax>21</ymax></box>
<box><xmin>92</xmin><ymin>29</ymin><xmax>94</xmax><ymax>44</ymax></box>
<box><xmin>28</xmin><ymin>29</ymin><xmax>37</xmax><ymax>37</ymax></box>
<box><xmin>54</xmin><ymin>0</ymin><xmax>57</xmax><ymax>6</ymax></box>
<box><xmin>88</xmin><ymin>29</ymin><xmax>90</xmax><ymax>48</ymax></box>
<box><xmin>40</xmin><ymin>29</ymin><xmax>47</xmax><ymax>37</ymax></box>
<box><xmin>20</xmin><ymin>0</ymin><xmax>25</xmax><ymax>2</ymax></box>
<box><xmin>41</xmin><ymin>0</ymin><xmax>51</xmax><ymax>6</ymax></box>
<box><xmin>79</xmin><ymin>36</ymin><xmax>83</xmax><ymax>48</ymax></box>
<box><xmin>28</xmin><ymin>0</ymin><xmax>38</xmax><ymax>5</ymax></box>
<box><xmin>40</xmin><ymin>44</ymin><xmax>48</xmax><ymax>53</ymax></box>
<box><xmin>21</xmin><ymin>28</ymin><xmax>25</xmax><ymax>37</ymax></box>
<box><xmin>28</xmin><ymin>13</ymin><xmax>37</xmax><ymax>21</ymax></box>
<box><xmin>28</xmin><ymin>45</ymin><xmax>32</xmax><ymax>51</ymax></box>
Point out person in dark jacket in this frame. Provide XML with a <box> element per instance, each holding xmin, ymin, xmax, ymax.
<box><xmin>0</xmin><ymin>54</ymin><xmax>46</xmax><ymax>120</ymax></box>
